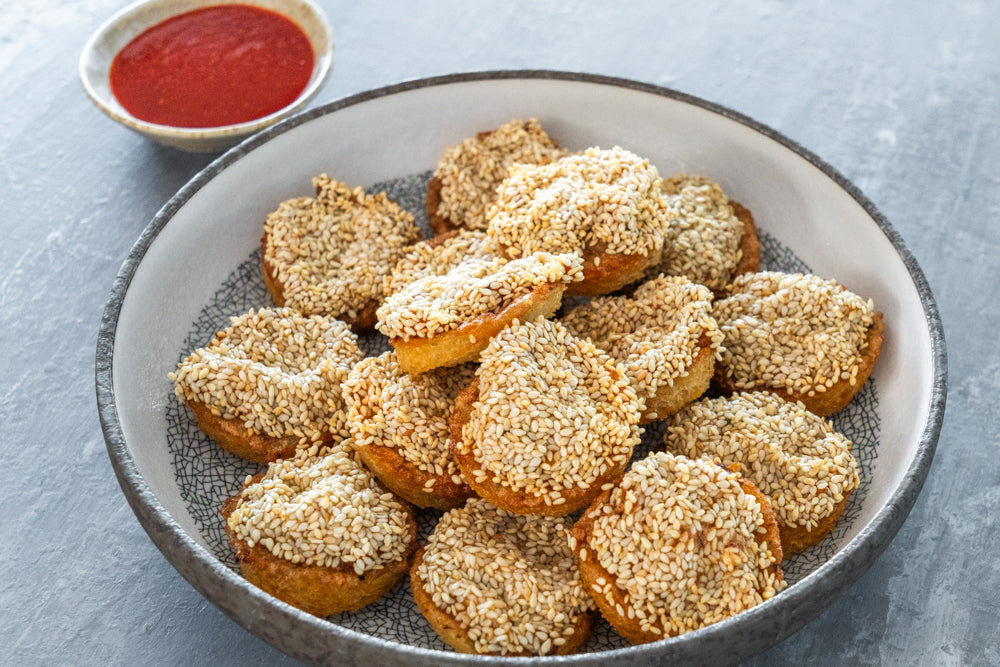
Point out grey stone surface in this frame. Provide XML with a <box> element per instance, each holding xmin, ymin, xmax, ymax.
<box><xmin>0</xmin><ymin>0</ymin><xmax>993</xmax><ymax>664</ymax></box>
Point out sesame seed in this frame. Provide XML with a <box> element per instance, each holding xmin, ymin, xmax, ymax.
<box><xmin>713</xmin><ymin>271</ymin><xmax>876</xmax><ymax>396</ymax></box>
<box><xmin>433</xmin><ymin>119</ymin><xmax>567</xmax><ymax>230</ymax></box>
<box><xmin>415</xmin><ymin>498</ymin><xmax>593</xmax><ymax>655</ymax></box>
<box><xmin>560</xmin><ymin>274</ymin><xmax>723</xmax><ymax>404</ymax></box>
<box><xmin>226</xmin><ymin>442</ymin><xmax>413</xmax><ymax>572</ymax></box>
<box><xmin>487</xmin><ymin>146</ymin><xmax>670</xmax><ymax>258</ymax></box>
<box><xmin>262</xmin><ymin>175</ymin><xmax>421</xmax><ymax>319</ymax></box>
<box><xmin>584</xmin><ymin>452</ymin><xmax>785</xmax><ymax>637</ymax></box>
<box><xmin>663</xmin><ymin>392</ymin><xmax>860</xmax><ymax>532</ymax></box>
<box><xmin>169</xmin><ymin>308</ymin><xmax>362</xmax><ymax>440</ymax></box>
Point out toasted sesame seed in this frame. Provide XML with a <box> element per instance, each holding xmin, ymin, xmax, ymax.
<box><xmin>433</xmin><ymin>119</ymin><xmax>567</xmax><ymax>230</ymax></box>
<box><xmin>460</xmin><ymin>318</ymin><xmax>641</xmax><ymax>504</ymax></box>
<box><xmin>384</xmin><ymin>230</ymin><xmax>500</xmax><ymax>296</ymax></box>
<box><xmin>226</xmin><ymin>442</ymin><xmax>412</xmax><ymax>571</ymax></box>
<box><xmin>713</xmin><ymin>272</ymin><xmax>876</xmax><ymax>396</ymax></box>
<box><xmin>415</xmin><ymin>498</ymin><xmax>593</xmax><ymax>655</ymax></box>
<box><xmin>262</xmin><ymin>175</ymin><xmax>421</xmax><ymax>318</ymax></box>
<box><xmin>663</xmin><ymin>392</ymin><xmax>860</xmax><ymax>531</ymax></box>
<box><xmin>343</xmin><ymin>351</ymin><xmax>476</xmax><ymax>481</ymax></box>
<box><xmin>561</xmin><ymin>274</ymin><xmax>723</xmax><ymax>403</ymax></box>
<box><xmin>585</xmin><ymin>452</ymin><xmax>785</xmax><ymax>637</ymax></box>
<box><xmin>376</xmin><ymin>253</ymin><xmax>583</xmax><ymax>341</ymax></box>
<box><xmin>487</xmin><ymin>146</ymin><xmax>670</xmax><ymax>258</ymax></box>
<box><xmin>650</xmin><ymin>174</ymin><xmax>744</xmax><ymax>290</ymax></box>
<box><xmin>169</xmin><ymin>308</ymin><xmax>362</xmax><ymax>440</ymax></box>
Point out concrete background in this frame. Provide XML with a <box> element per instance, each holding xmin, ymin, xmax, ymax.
<box><xmin>2</xmin><ymin>0</ymin><xmax>996</xmax><ymax>664</ymax></box>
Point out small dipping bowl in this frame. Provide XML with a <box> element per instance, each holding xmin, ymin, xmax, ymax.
<box><xmin>79</xmin><ymin>0</ymin><xmax>334</xmax><ymax>153</ymax></box>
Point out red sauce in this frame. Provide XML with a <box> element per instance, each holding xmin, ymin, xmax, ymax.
<box><xmin>109</xmin><ymin>4</ymin><xmax>315</xmax><ymax>128</ymax></box>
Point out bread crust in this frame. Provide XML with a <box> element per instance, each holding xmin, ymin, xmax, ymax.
<box><xmin>185</xmin><ymin>398</ymin><xmax>305</xmax><ymax>464</ymax></box>
<box><xmin>728</xmin><ymin>200</ymin><xmax>761</xmax><ymax>280</ymax></box>
<box><xmin>389</xmin><ymin>281</ymin><xmax>567</xmax><ymax>375</ymax></box>
<box><xmin>779</xmin><ymin>494</ymin><xmax>851</xmax><ymax>555</ymax></box>
<box><xmin>640</xmin><ymin>337</ymin><xmax>716</xmax><ymax>423</ymax></box>
<box><xmin>570</xmin><ymin>473</ymin><xmax>783</xmax><ymax>644</ymax></box>
<box><xmin>568</xmin><ymin>241</ymin><xmax>662</xmax><ymax>297</ymax></box>
<box><xmin>425</xmin><ymin>176</ymin><xmax>457</xmax><ymax>235</ymax></box>
<box><xmin>221</xmin><ymin>481</ymin><xmax>418</xmax><ymax>617</ymax></box>
<box><xmin>449</xmin><ymin>378</ymin><xmax>629</xmax><ymax>516</ymax></box>
<box><xmin>410</xmin><ymin>547</ymin><xmax>593</xmax><ymax>655</ymax></box>
<box><xmin>260</xmin><ymin>232</ymin><xmax>380</xmax><ymax>331</ymax></box>
<box><xmin>714</xmin><ymin>311</ymin><xmax>885</xmax><ymax>417</ymax></box>
<box><xmin>353</xmin><ymin>440</ymin><xmax>471</xmax><ymax>511</ymax></box>
<box><xmin>422</xmin><ymin>227</ymin><xmax>462</xmax><ymax>249</ymax></box>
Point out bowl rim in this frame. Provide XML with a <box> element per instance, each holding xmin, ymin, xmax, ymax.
<box><xmin>95</xmin><ymin>70</ymin><xmax>947</xmax><ymax>665</ymax></box>
<box><xmin>77</xmin><ymin>0</ymin><xmax>335</xmax><ymax>139</ymax></box>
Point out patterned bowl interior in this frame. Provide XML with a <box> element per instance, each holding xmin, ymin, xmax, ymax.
<box><xmin>164</xmin><ymin>170</ymin><xmax>882</xmax><ymax>652</ymax></box>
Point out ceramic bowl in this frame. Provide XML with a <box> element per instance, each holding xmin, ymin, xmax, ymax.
<box><xmin>78</xmin><ymin>0</ymin><xmax>333</xmax><ymax>153</ymax></box>
<box><xmin>96</xmin><ymin>72</ymin><xmax>946</xmax><ymax>665</ymax></box>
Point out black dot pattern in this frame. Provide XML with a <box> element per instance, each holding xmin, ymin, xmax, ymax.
<box><xmin>163</xmin><ymin>176</ymin><xmax>879</xmax><ymax>652</ymax></box>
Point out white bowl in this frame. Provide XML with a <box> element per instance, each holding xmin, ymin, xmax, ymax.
<box><xmin>79</xmin><ymin>0</ymin><xmax>333</xmax><ymax>153</ymax></box>
<box><xmin>96</xmin><ymin>72</ymin><xmax>947</xmax><ymax>664</ymax></box>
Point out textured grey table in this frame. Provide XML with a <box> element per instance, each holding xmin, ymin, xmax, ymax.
<box><xmin>2</xmin><ymin>0</ymin><xmax>995</xmax><ymax>664</ymax></box>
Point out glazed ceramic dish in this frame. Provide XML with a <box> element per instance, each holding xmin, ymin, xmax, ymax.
<box><xmin>78</xmin><ymin>0</ymin><xmax>334</xmax><ymax>153</ymax></box>
<box><xmin>96</xmin><ymin>72</ymin><xmax>946</xmax><ymax>665</ymax></box>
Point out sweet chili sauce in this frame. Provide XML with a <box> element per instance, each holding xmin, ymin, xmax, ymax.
<box><xmin>109</xmin><ymin>4</ymin><xmax>315</xmax><ymax>128</ymax></box>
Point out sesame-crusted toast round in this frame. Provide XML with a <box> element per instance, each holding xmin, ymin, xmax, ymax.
<box><xmin>487</xmin><ymin>146</ymin><xmax>670</xmax><ymax>297</ymax></box>
<box><xmin>781</xmin><ymin>495</ymin><xmax>851</xmax><ymax>554</ymax></box>
<box><xmin>560</xmin><ymin>275</ymin><xmax>724</xmax><ymax>422</ymax></box>
<box><xmin>570</xmin><ymin>452</ymin><xmax>785</xmax><ymax>644</ymax></box>
<box><xmin>614</xmin><ymin>197</ymin><xmax>758</xmax><ymax>296</ymax></box>
<box><xmin>647</xmin><ymin>175</ymin><xmax>757</xmax><ymax>294</ymax></box>
<box><xmin>261</xmin><ymin>235</ymin><xmax>382</xmax><ymax>331</ymax></box>
<box><xmin>664</xmin><ymin>392</ymin><xmax>861</xmax><ymax>554</ymax></box>
<box><xmin>410</xmin><ymin>548</ymin><xmax>593</xmax><ymax>657</ymax></box>
<box><xmin>410</xmin><ymin>499</ymin><xmax>594</xmax><ymax>655</ymax></box>
<box><xmin>426</xmin><ymin>119</ymin><xmax>567</xmax><ymax>234</ymax></box>
<box><xmin>221</xmin><ymin>444</ymin><xmax>418</xmax><ymax>617</ymax></box>
<box><xmin>376</xmin><ymin>253</ymin><xmax>583</xmax><ymax>375</ymax></box>
<box><xmin>449</xmin><ymin>378</ymin><xmax>632</xmax><ymax>516</ymax></box>
<box><xmin>351</xmin><ymin>443</ymin><xmax>469</xmax><ymax>511</ymax></box>
<box><xmin>260</xmin><ymin>174</ymin><xmax>422</xmax><ymax>330</ymax></box>
<box><xmin>450</xmin><ymin>318</ymin><xmax>642</xmax><ymax>516</ymax></box>
<box><xmin>388</xmin><ymin>280</ymin><xmax>565</xmax><ymax>376</ymax></box>
<box><xmin>222</xmin><ymin>491</ymin><xmax>416</xmax><ymax>616</ymax></box>
<box><xmin>343</xmin><ymin>352</ymin><xmax>476</xmax><ymax>510</ymax></box>
<box><xmin>168</xmin><ymin>308</ymin><xmax>363</xmax><ymax>464</ymax></box>
<box><xmin>712</xmin><ymin>271</ymin><xmax>885</xmax><ymax>416</ymax></box>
